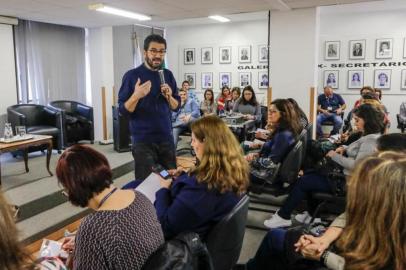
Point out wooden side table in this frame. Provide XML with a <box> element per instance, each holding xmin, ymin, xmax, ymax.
<box><xmin>0</xmin><ymin>135</ymin><xmax>53</xmax><ymax>185</ymax></box>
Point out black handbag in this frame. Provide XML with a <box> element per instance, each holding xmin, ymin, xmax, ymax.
<box><xmin>250</xmin><ymin>157</ymin><xmax>281</xmax><ymax>184</ymax></box>
<box><xmin>142</xmin><ymin>232</ymin><xmax>213</xmax><ymax>270</ymax></box>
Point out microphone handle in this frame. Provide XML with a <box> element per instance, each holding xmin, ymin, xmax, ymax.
<box><xmin>158</xmin><ymin>70</ymin><xmax>166</xmax><ymax>85</ymax></box>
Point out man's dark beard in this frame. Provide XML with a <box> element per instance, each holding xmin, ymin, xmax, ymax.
<box><xmin>145</xmin><ymin>56</ymin><xmax>162</xmax><ymax>70</ymax></box>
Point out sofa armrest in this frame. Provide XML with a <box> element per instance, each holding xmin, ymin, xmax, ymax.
<box><xmin>76</xmin><ymin>104</ymin><xmax>93</xmax><ymax>122</ymax></box>
<box><xmin>44</xmin><ymin>107</ymin><xmax>63</xmax><ymax>129</ymax></box>
<box><xmin>7</xmin><ymin>108</ymin><xmax>26</xmax><ymax>128</ymax></box>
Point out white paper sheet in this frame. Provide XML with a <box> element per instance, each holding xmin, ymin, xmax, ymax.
<box><xmin>135</xmin><ymin>173</ymin><xmax>162</xmax><ymax>202</ymax></box>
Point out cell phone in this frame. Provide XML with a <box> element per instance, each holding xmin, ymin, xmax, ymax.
<box><xmin>159</xmin><ymin>169</ymin><xmax>172</xmax><ymax>180</ymax></box>
<box><xmin>152</xmin><ymin>165</ymin><xmax>172</xmax><ymax>180</ymax></box>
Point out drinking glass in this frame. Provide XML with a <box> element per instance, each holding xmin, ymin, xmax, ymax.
<box><xmin>4</xmin><ymin>123</ymin><xmax>13</xmax><ymax>139</ymax></box>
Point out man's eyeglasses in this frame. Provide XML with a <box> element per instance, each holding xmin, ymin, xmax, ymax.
<box><xmin>148</xmin><ymin>49</ymin><xmax>166</xmax><ymax>55</ymax></box>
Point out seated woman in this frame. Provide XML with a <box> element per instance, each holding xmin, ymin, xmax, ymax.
<box><xmin>154</xmin><ymin>115</ymin><xmax>249</xmax><ymax>239</ymax></box>
<box><xmin>225</xmin><ymin>87</ymin><xmax>241</xmax><ymax>112</ymax></box>
<box><xmin>264</xmin><ymin>104</ymin><xmax>385</xmax><ymax>229</ymax></box>
<box><xmin>0</xmin><ymin>191</ymin><xmax>67</xmax><ymax>269</ymax></box>
<box><xmin>237</xmin><ymin>152</ymin><xmax>406</xmax><ymax>270</ymax></box>
<box><xmin>172</xmin><ymin>89</ymin><xmax>200</xmax><ymax>147</ymax></box>
<box><xmin>56</xmin><ymin>145</ymin><xmax>164</xmax><ymax>269</ymax></box>
<box><xmin>232</xmin><ymin>86</ymin><xmax>262</xmax><ymax>125</ymax></box>
<box><xmin>216</xmin><ymin>86</ymin><xmax>232</xmax><ymax>113</ymax></box>
<box><xmin>200</xmin><ymin>88</ymin><xmax>217</xmax><ymax>116</ymax></box>
<box><xmin>246</xmin><ymin>99</ymin><xmax>302</xmax><ymax>166</ymax></box>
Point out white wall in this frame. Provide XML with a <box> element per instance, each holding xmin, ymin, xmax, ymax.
<box><xmin>319</xmin><ymin>7</ymin><xmax>406</xmax><ymax>132</ymax></box>
<box><xmin>88</xmin><ymin>27</ymin><xmax>114</xmax><ymax>141</ymax></box>
<box><xmin>269</xmin><ymin>8</ymin><xmax>320</xmax><ymax>117</ymax></box>
<box><xmin>166</xmin><ymin>19</ymin><xmax>269</xmax><ymax>103</ymax></box>
<box><xmin>0</xmin><ymin>23</ymin><xmax>18</xmax><ymax>134</ymax></box>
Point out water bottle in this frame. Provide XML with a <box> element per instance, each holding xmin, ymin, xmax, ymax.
<box><xmin>4</xmin><ymin>123</ymin><xmax>13</xmax><ymax>139</ymax></box>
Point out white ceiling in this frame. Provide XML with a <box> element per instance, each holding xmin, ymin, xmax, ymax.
<box><xmin>0</xmin><ymin>0</ymin><xmax>381</xmax><ymax>28</ymax></box>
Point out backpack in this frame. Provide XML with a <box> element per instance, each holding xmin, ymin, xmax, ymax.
<box><xmin>142</xmin><ymin>232</ymin><xmax>214</xmax><ymax>270</ymax></box>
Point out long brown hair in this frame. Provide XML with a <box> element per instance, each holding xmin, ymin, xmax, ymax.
<box><xmin>190</xmin><ymin>115</ymin><xmax>249</xmax><ymax>194</ymax></box>
<box><xmin>270</xmin><ymin>99</ymin><xmax>302</xmax><ymax>137</ymax></box>
<box><xmin>204</xmin><ymin>88</ymin><xmax>214</xmax><ymax>105</ymax></box>
<box><xmin>337</xmin><ymin>153</ymin><xmax>406</xmax><ymax>270</ymax></box>
<box><xmin>0</xmin><ymin>192</ymin><xmax>34</xmax><ymax>270</ymax></box>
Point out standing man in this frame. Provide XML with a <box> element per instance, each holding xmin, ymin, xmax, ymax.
<box><xmin>316</xmin><ymin>86</ymin><xmax>346</xmax><ymax>138</ymax></box>
<box><xmin>118</xmin><ymin>34</ymin><xmax>180</xmax><ymax>180</ymax></box>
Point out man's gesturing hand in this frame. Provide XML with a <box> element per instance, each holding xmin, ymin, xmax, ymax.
<box><xmin>133</xmin><ymin>78</ymin><xmax>151</xmax><ymax>99</ymax></box>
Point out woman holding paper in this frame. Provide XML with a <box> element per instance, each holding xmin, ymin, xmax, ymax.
<box><xmin>56</xmin><ymin>145</ymin><xmax>164</xmax><ymax>269</ymax></box>
<box><xmin>154</xmin><ymin>115</ymin><xmax>249</xmax><ymax>239</ymax></box>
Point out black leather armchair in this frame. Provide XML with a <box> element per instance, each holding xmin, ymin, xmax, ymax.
<box><xmin>49</xmin><ymin>100</ymin><xmax>94</xmax><ymax>147</ymax></box>
<box><xmin>7</xmin><ymin>104</ymin><xmax>64</xmax><ymax>151</ymax></box>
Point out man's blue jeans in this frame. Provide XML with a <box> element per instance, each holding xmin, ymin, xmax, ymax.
<box><xmin>316</xmin><ymin>113</ymin><xmax>343</xmax><ymax>137</ymax></box>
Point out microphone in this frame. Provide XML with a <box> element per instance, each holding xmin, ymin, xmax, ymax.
<box><xmin>158</xmin><ymin>69</ymin><xmax>165</xmax><ymax>85</ymax></box>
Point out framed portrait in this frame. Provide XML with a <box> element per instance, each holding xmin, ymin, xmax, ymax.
<box><xmin>404</xmin><ymin>38</ymin><xmax>406</xmax><ymax>58</ymax></box>
<box><xmin>349</xmin><ymin>40</ymin><xmax>366</xmax><ymax>60</ymax></box>
<box><xmin>324</xmin><ymin>41</ymin><xmax>340</xmax><ymax>60</ymax></box>
<box><xmin>374</xmin><ymin>69</ymin><xmax>391</xmax><ymax>89</ymax></box>
<box><xmin>219</xmin><ymin>72</ymin><xmax>231</xmax><ymax>88</ymax></box>
<box><xmin>258</xmin><ymin>45</ymin><xmax>268</xmax><ymax>63</ymax></box>
<box><xmin>401</xmin><ymin>70</ymin><xmax>406</xmax><ymax>89</ymax></box>
<box><xmin>201</xmin><ymin>47</ymin><xmax>213</xmax><ymax>64</ymax></box>
<box><xmin>238</xmin><ymin>46</ymin><xmax>251</xmax><ymax>63</ymax></box>
<box><xmin>239</xmin><ymin>72</ymin><xmax>251</xmax><ymax>88</ymax></box>
<box><xmin>201</xmin><ymin>72</ymin><xmax>213</xmax><ymax>89</ymax></box>
<box><xmin>348</xmin><ymin>70</ymin><xmax>364</xmax><ymax>89</ymax></box>
<box><xmin>219</xmin><ymin>46</ymin><xmax>231</xmax><ymax>64</ymax></box>
<box><xmin>323</xmin><ymin>70</ymin><xmax>339</xmax><ymax>89</ymax></box>
<box><xmin>375</xmin><ymin>38</ymin><xmax>393</xmax><ymax>59</ymax></box>
<box><xmin>184</xmin><ymin>73</ymin><xmax>196</xmax><ymax>89</ymax></box>
<box><xmin>258</xmin><ymin>71</ymin><xmax>269</xmax><ymax>89</ymax></box>
<box><xmin>184</xmin><ymin>48</ymin><xmax>195</xmax><ymax>65</ymax></box>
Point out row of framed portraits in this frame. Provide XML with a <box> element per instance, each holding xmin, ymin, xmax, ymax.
<box><xmin>184</xmin><ymin>45</ymin><xmax>268</xmax><ymax>65</ymax></box>
<box><xmin>184</xmin><ymin>71</ymin><xmax>269</xmax><ymax>90</ymax></box>
<box><xmin>324</xmin><ymin>38</ymin><xmax>406</xmax><ymax>60</ymax></box>
<box><xmin>323</xmin><ymin>69</ymin><xmax>406</xmax><ymax>90</ymax></box>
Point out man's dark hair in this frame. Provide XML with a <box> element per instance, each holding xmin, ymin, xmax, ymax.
<box><xmin>182</xmin><ymin>80</ymin><xmax>190</xmax><ymax>86</ymax></box>
<box><xmin>352</xmin><ymin>104</ymin><xmax>385</xmax><ymax>135</ymax></box>
<box><xmin>377</xmin><ymin>133</ymin><xmax>406</xmax><ymax>152</ymax></box>
<box><xmin>144</xmin><ymin>34</ymin><xmax>167</xmax><ymax>51</ymax></box>
<box><xmin>56</xmin><ymin>145</ymin><xmax>113</xmax><ymax>207</ymax></box>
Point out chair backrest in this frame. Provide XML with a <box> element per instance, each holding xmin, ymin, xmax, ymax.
<box><xmin>8</xmin><ymin>104</ymin><xmax>46</xmax><ymax>126</ymax></box>
<box><xmin>306</xmin><ymin>123</ymin><xmax>313</xmax><ymax>141</ymax></box>
<box><xmin>278</xmin><ymin>140</ymin><xmax>303</xmax><ymax>184</ymax></box>
<box><xmin>206</xmin><ymin>195</ymin><xmax>249</xmax><ymax>270</ymax></box>
<box><xmin>49</xmin><ymin>100</ymin><xmax>74</xmax><ymax>113</ymax></box>
<box><xmin>298</xmin><ymin>129</ymin><xmax>308</xmax><ymax>167</ymax></box>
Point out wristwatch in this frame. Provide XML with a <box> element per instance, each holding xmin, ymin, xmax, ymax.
<box><xmin>320</xmin><ymin>250</ymin><xmax>330</xmax><ymax>266</ymax></box>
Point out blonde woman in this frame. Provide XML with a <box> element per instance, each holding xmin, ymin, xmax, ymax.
<box><xmin>334</xmin><ymin>153</ymin><xmax>406</xmax><ymax>270</ymax></box>
<box><xmin>238</xmin><ymin>152</ymin><xmax>406</xmax><ymax>270</ymax></box>
<box><xmin>155</xmin><ymin>115</ymin><xmax>249</xmax><ymax>239</ymax></box>
<box><xmin>0</xmin><ymin>192</ymin><xmax>67</xmax><ymax>270</ymax></box>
